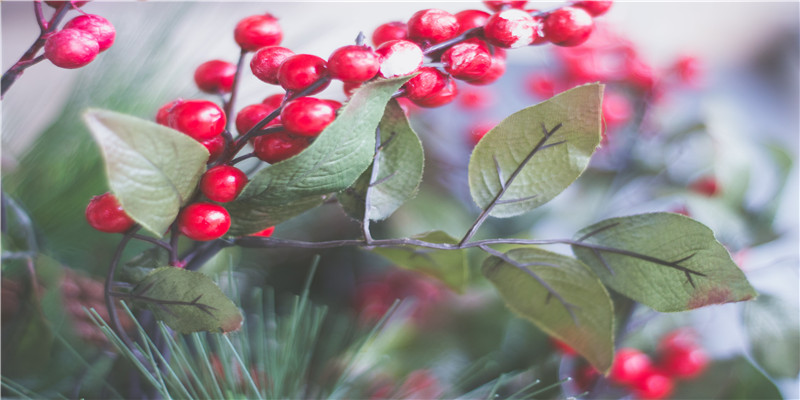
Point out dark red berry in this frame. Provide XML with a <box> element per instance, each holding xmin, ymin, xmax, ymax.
<box><xmin>571</xmin><ymin>1</ymin><xmax>613</xmax><ymax>16</ymax></box>
<box><xmin>657</xmin><ymin>329</ymin><xmax>709</xmax><ymax>379</ymax></box>
<box><xmin>455</xmin><ymin>10</ymin><xmax>491</xmax><ymax>34</ymax></box>
<box><xmin>609</xmin><ymin>348</ymin><xmax>653</xmax><ymax>386</ymax></box>
<box><xmin>234</xmin><ymin>14</ymin><xmax>282</xmax><ymax>52</ymax></box>
<box><xmin>407</xmin><ymin>9</ymin><xmax>460</xmax><ymax>44</ymax></box>
<box><xmin>633</xmin><ymin>370</ymin><xmax>674</xmax><ymax>400</ymax></box>
<box><xmin>483</xmin><ymin>0</ymin><xmax>528</xmax><ymax>11</ymax></box>
<box><xmin>327</xmin><ymin>45</ymin><xmax>380</xmax><ymax>83</ymax></box>
<box><xmin>484</xmin><ymin>9</ymin><xmax>538</xmax><ymax>48</ymax></box>
<box><xmin>168</xmin><ymin>100</ymin><xmax>226</xmax><ymax>141</ymax></box>
<box><xmin>156</xmin><ymin>99</ymin><xmax>184</xmax><ymax>126</ymax></box>
<box><xmin>236</xmin><ymin>103</ymin><xmax>279</xmax><ymax>135</ymax></box>
<box><xmin>44</xmin><ymin>29</ymin><xmax>99</xmax><ymax>69</ymax></box>
<box><xmin>412</xmin><ymin>78</ymin><xmax>458</xmax><ymax>108</ymax></box>
<box><xmin>63</xmin><ymin>14</ymin><xmax>115</xmax><ymax>52</ymax></box>
<box><xmin>253</xmin><ymin>130</ymin><xmax>309</xmax><ymax>163</ymax></box>
<box><xmin>468</xmin><ymin>48</ymin><xmax>506</xmax><ymax>85</ymax></box>
<box><xmin>372</xmin><ymin>21</ymin><xmax>408</xmax><ymax>47</ymax></box>
<box><xmin>573</xmin><ymin>363</ymin><xmax>600</xmax><ymax>392</ymax></box>
<box><xmin>200</xmin><ymin>135</ymin><xmax>225</xmax><ymax>163</ymax></box>
<box><xmin>262</xmin><ymin>93</ymin><xmax>285</xmax><ymax>108</ymax></box>
<box><xmin>277</xmin><ymin>54</ymin><xmax>329</xmax><ymax>93</ymax></box>
<box><xmin>543</xmin><ymin>6</ymin><xmax>594</xmax><ymax>47</ymax></box>
<box><xmin>441</xmin><ymin>38</ymin><xmax>492</xmax><ymax>80</ymax></box>
<box><xmin>85</xmin><ymin>193</ymin><xmax>135</xmax><ymax>233</ymax></box>
<box><xmin>689</xmin><ymin>176</ymin><xmax>720</xmax><ymax>197</ymax></box>
<box><xmin>672</xmin><ymin>55</ymin><xmax>703</xmax><ymax>87</ymax></box>
<box><xmin>280</xmin><ymin>97</ymin><xmax>336</xmax><ymax>137</ymax></box>
<box><xmin>251</xmin><ymin>46</ymin><xmax>295</xmax><ymax>84</ymax></box>
<box><xmin>250</xmin><ymin>226</ymin><xmax>275</xmax><ymax>237</ymax></box>
<box><xmin>178</xmin><ymin>203</ymin><xmax>231</xmax><ymax>241</ymax></box>
<box><xmin>200</xmin><ymin>165</ymin><xmax>248</xmax><ymax>203</ymax></box>
<box><xmin>194</xmin><ymin>60</ymin><xmax>236</xmax><ymax>94</ymax></box>
<box><xmin>375</xmin><ymin>40</ymin><xmax>424</xmax><ymax>78</ymax></box>
<box><xmin>402</xmin><ymin>67</ymin><xmax>447</xmax><ymax>101</ymax></box>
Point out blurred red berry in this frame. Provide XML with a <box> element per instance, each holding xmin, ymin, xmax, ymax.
<box><xmin>468</xmin><ymin>121</ymin><xmax>496</xmax><ymax>146</ymax></box>
<box><xmin>657</xmin><ymin>329</ymin><xmax>709</xmax><ymax>379</ymax></box>
<box><xmin>609</xmin><ymin>348</ymin><xmax>653</xmax><ymax>385</ymax></box>
<box><xmin>633</xmin><ymin>370</ymin><xmax>674</xmax><ymax>399</ymax></box>
<box><xmin>526</xmin><ymin>73</ymin><xmax>557</xmax><ymax>98</ymax></box>
<box><xmin>372</xmin><ymin>21</ymin><xmax>408</xmax><ymax>47</ymax></box>
<box><xmin>483</xmin><ymin>1</ymin><xmax>528</xmax><ymax>11</ymax></box>
<box><xmin>672</xmin><ymin>55</ymin><xmax>704</xmax><ymax>87</ymax></box>
<box><xmin>602</xmin><ymin>90</ymin><xmax>632</xmax><ymax>128</ymax></box>
<box><xmin>262</xmin><ymin>93</ymin><xmax>285</xmax><ymax>108</ymax></box>
<box><xmin>551</xmin><ymin>338</ymin><xmax>578</xmax><ymax>356</ymax></box>
<box><xmin>689</xmin><ymin>176</ymin><xmax>720</xmax><ymax>197</ymax></box>
<box><xmin>571</xmin><ymin>1</ymin><xmax>613</xmax><ymax>16</ymax></box>
<box><xmin>543</xmin><ymin>6</ymin><xmax>594</xmax><ymax>47</ymax></box>
<box><xmin>458</xmin><ymin>88</ymin><xmax>493</xmax><ymax>110</ymax></box>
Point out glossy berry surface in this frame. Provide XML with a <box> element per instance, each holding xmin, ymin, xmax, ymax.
<box><xmin>571</xmin><ymin>0</ymin><xmax>613</xmax><ymax>16</ymax></box>
<box><xmin>280</xmin><ymin>97</ymin><xmax>336</xmax><ymax>137</ymax></box>
<box><xmin>168</xmin><ymin>100</ymin><xmax>226</xmax><ymax>141</ymax></box>
<box><xmin>200</xmin><ymin>166</ymin><xmax>248</xmax><ymax>203</ymax></box>
<box><xmin>236</xmin><ymin>103</ymin><xmax>278</xmax><ymax>135</ymax></box>
<box><xmin>402</xmin><ymin>67</ymin><xmax>447</xmax><ymax>101</ymax></box>
<box><xmin>633</xmin><ymin>370</ymin><xmax>674</xmax><ymax>399</ymax></box>
<box><xmin>375</xmin><ymin>40</ymin><xmax>424</xmax><ymax>78</ymax></box>
<box><xmin>372</xmin><ymin>21</ymin><xmax>408</xmax><ymax>46</ymax></box>
<box><xmin>262</xmin><ymin>93</ymin><xmax>285</xmax><ymax>108</ymax></box>
<box><xmin>413</xmin><ymin>78</ymin><xmax>458</xmax><ymax>108</ymax></box>
<box><xmin>252</xmin><ymin>130</ymin><xmax>309</xmax><ymax>164</ymax></box>
<box><xmin>44</xmin><ymin>29</ymin><xmax>99</xmax><ymax>69</ymax></box>
<box><xmin>234</xmin><ymin>14</ymin><xmax>282</xmax><ymax>52</ymax></box>
<box><xmin>155</xmin><ymin>99</ymin><xmax>183</xmax><ymax>126</ymax></box>
<box><xmin>277</xmin><ymin>54</ymin><xmax>329</xmax><ymax>93</ymax></box>
<box><xmin>468</xmin><ymin>48</ymin><xmax>506</xmax><ymax>85</ymax></box>
<box><xmin>609</xmin><ymin>348</ymin><xmax>653</xmax><ymax>385</ymax></box>
<box><xmin>194</xmin><ymin>60</ymin><xmax>236</xmax><ymax>94</ymax></box>
<box><xmin>483</xmin><ymin>0</ymin><xmax>528</xmax><ymax>11</ymax></box>
<box><xmin>327</xmin><ymin>45</ymin><xmax>380</xmax><ymax>83</ymax></box>
<box><xmin>200</xmin><ymin>135</ymin><xmax>225</xmax><ymax>163</ymax></box>
<box><xmin>63</xmin><ymin>14</ymin><xmax>115</xmax><ymax>52</ymax></box>
<box><xmin>484</xmin><ymin>9</ymin><xmax>538</xmax><ymax>48</ymax></box>
<box><xmin>250</xmin><ymin>46</ymin><xmax>295</xmax><ymax>84</ymax></box>
<box><xmin>85</xmin><ymin>193</ymin><xmax>135</xmax><ymax>233</ymax></box>
<box><xmin>407</xmin><ymin>9</ymin><xmax>460</xmax><ymax>44</ymax></box>
<box><xmin>178</xmin><ymin>203</ymin><xmax>231</xmax><ymax>241</ymax></box>
<box><xmin>441</xmin><ymin>38</ymin><xmax>492</xmax><ymax>80</ymax></box>
<box><xmin>543</xmin><ymin>6</ymin><xmax>594</xmax><ymax>47</ymax></box>
<box><xmin>455</xmin><ymin>10</ymin><xmax>491</xmax><ymax>34</ymax></box>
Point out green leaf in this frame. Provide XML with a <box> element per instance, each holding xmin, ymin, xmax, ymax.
<box><xmin>83</xmin><ymin>109</ymin><xmax>209</xmax><ymax>237</ymax></box>
<box><xmin>468</xmin><ymin>83</ymin><xmax>603</xmax><ymax>218</ymax></box>
<box><xmin>121</xmin><ymin>247</ymin><xmax>169</xmax><ymax>283</ymax></box>
<box><xmin>743</xmin><ymin>293</ymin><xmax>800</xmax><ymax>379</ymax></box>
<box><xmin>338</xmin><ymin>99</ymin><xmax>425</xmax><ymax>221</ymax></box>
<box><xmin>571</xmin><ymin>212</ymin><xmax>757</xmax><ymax>312</ymax></box>
<box><xmin>671</xmin><ymin>357</ymin><xmax>783</xmax><ymax>399</ymax></box>
<box><xmin>481</xmin><ymin>248</ymin><xmax>614</xmax><ymax>373</ymax></box>
<box><xmin>371</xmin><ymin>231</ymin><xmax>468</xmax><ymax>292</ymax></box>
<box><xmin>227</xmin><ymin>76</ymin><xmax>413</xmax><ymax>235</ymax></box>
<box><xmin>132</xmin><ymin>267</ymin><xmax>242</xmax><ymax>334</ymax></box>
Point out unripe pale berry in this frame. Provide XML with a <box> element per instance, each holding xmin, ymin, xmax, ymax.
<box><xmin>250</xmin><ymin>46</ymin><xmax>295</xmax><ymax>84</ymax></box>
<box><xmin>402</xmin><ymin>67</ymin><xmax>447</xmax><ymax>101</ymax></box>
<box><xmin>372</xmin><ymin>21</ymin><xmax>408</xmax><ymax>47</ymax></box>
<box><xmin>178</xmin><ymin>203</ymin><xmax>231</xmax><ymax>241</ymax></box>
<box><xmin>375</xmin><ymin>40</ymin><xmax>424</xmax><ymax>78</ymax></box>
<box><xmin>412</xmin><ymin>78</ymin><xmax>458</xmax><ymax>108</ymax></box>
<box><xmin>543</xmin><ymin>6</ymin><xmax>594</xmax><ymax>47</ymax></box>
<box><xmin>277</xmin><ymin>54</ymin><xmax>329</xmax><ymax>93</ymax></box>
<box><xmin>454</xmin><ymin>9</ymin><xmax>491</xmax><ymax>34</ymax></box>
<box><xmin>200</xmin><ymin>135</ymin><xmax>225</xmax><ymax>163</ymax></box>
<box><xmin>407</xmin><ymin>9</ymin><xmax>460</xmax><ymax>44</ymax></box>
<box><xmin>234</xmin><ymin>14</ymin><xmax>282</xmax><ymax>52</ymax></box>
<box><xmin>441</xmin><ymin>38</ymin><xmax>492</xmax><ymax>80</ymax></box>
<box><xmin>168</xmin><ymin>100</ymin><xmax>226</xmax><ymax>141</ymax></box>
<box><xmin>85</xmin><ymin>193</ymin><xmax>135</xmax><ymax>233</ymax></box>
<box><xmin>253</xmin><ymin>130</ymin><xmax>309</xmax><ymax>164</ymax></box>
<box><xmin>44</xmin><ymin>29</ymin><xmax>99</xmax><ymax>69</ymax></box>
<box><xmin>156</xmin><ymin>99</ymin><xmax>184</xmax><ymax>126</ymax></box>
<box><xmin>194</xmin><ymin>60</ymin><xmax>236</xmax><ymax>94</ymax></box>
<box><xmin>63</xmin><ymin>14</ymin><xmax>115</xmax><ymax>52</ymax></box>
<box><xmin>468</xmin><ymin>48</ymin><xmax>506</xmax><ymax>85</ymax></box>
<box><xmin>280</xmin><ymin>97</ymin><xmax>336</xmax><ymax>137</ymax></box>
<box><xmin>571</xmin><ymin>0</ymin><xmax>613</xmax><ymax>16</ymax></box>
<box><xmin>327</xmin><ymin>45</ymin><xmax>380</xmax><ymax>83</ymax></box>
<box><xmin>200</xmin><ymin>165</ymin><xmax>248</xmax><ymax>203</ymax></box>
<box><xmin>236</xmin><ymin>103</ymin><xmax>279</xmax><ymax>135</ymax></box>
<box><xmin>484</xmin><ymin>9</ymin><xmax>538</xmax><ymax>48</ymax></box>
<box><xmin>483</xmin><ymin>0</ymin><xmax>528</xmax><ymax>11</ymax></box>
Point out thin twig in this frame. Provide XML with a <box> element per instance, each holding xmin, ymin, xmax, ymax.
<box><xmin>224</xmin><ymin>48</ymin><xmax>247</xmax><ymax>132</ymax></box>
<box><xmin>130</xmin><ymin>234</ymin><xmax>173</xmax><ymax>253</ymax></box>
<box><xmin>423</xmin><ymin>26</ymin><xmax>484</xmax><ymax>55</ymax></box>
<box><xmin>362</xmin><ymin>127</ymin><xmax>383</xmax><ymax>243</ymax></box>
<box><xmin>104</xmin><ymin>230</ymin><xmax>140</xmax><ymax>351</ymax></box>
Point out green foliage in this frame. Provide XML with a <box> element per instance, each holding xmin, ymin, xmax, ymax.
<box><xmin>83</xmin><ymin>109</ymin><xmax>209</xmax><ymax>236</ymax></box>
<box><xmin>571</xmin><ymin>212</ymin><xmax>757</xmax><ymax>312</ymax></box>
<box><xmin>743</xmin><ymin>293</ymin><xmax>800</xmax><ymax>379</ymax></box>
<box><xmin>468</xmin><ymin>84</ymin><xmax>603</xmax><ymax>218</ymax></box>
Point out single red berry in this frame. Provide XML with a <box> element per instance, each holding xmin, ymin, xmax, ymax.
<box><xmin>194</xmin><ymin>60</ymin><xmax>237</xmax><ymax>94</ymax></box>
<box><xmin>63</xmin><ymin>14</ymin><xmax>115</xmax><ymax>52</ymax></box>
<box><xmin>407</xmin><ymin>9</ymin><xmax>460</xmax><ymax>45</ymax></box>
<box><xmin>412</xmin><ymin>78</ymin><xmax>458</xmax><ymax>108</ymax></box>
<box><xmin>609</xmin><ymin>348</ymin><xmax>653</xmax><ymax>386</ymax></box>
<box><xmin>526</xmin><ymin>73</ymin><xmax>556</xmax><ymax>98</ymax></box>
<box><xmin>657</xmin><ymin>329</ymin><xmax>709</xmax><ymax>379</ymax></box>
<box><xmin>468</xmin><ymin>121</ymin><xmax>496</xmax><ymax>146</ymax></box>
<box><xmin>571</xmin><ymin>1</ymin><xmax>613</xmax><ymax>16</ymax></box>
<box><xmin>280</xmin><ymin>97</ymin><xmax>336</xmax><ymax>137</ymax></box>
<box><xmin>236</xmin><ymin>103</ymin><xmax>279</xmax><ymax>135</ymax></box>
<box><xmin>402</xmin><ymin>67</ymin><xmax>447</xmax><ymax>101</ymax></box>
<box><xmin>458</xmin><ymin>88</ymin><xmax>493</xmax><ymax>110</ymax></box>
<box><xmin>551</xmin><ymin>338</ymin><xmax>578</xmax><ymax>356</ymax></box>
<box><xmin>372</xmin><ymin>21</ymin><xmax>408</xmax><ymax>47</ymax></box>
<box><xmin>234</xmin><ymin>13</ymin><xmax>282</xmax><ymax>52</ymax></box>
<box><xmin>252</xmin><ymin>130</ymin><xmax>309</xmax><ymax>163</ymax></box>
<box><xmin>483</xmin><ymin>0</ymin><xmax>528</xmax><ymax>11</ymax></box>
<box><xmin>44</xmin><ymin>29</ymin><xmax>99</xmax><ymax>69</ymax></box>
<box><xmin>155</xmin><ymin>99</ymin><xmax>184</xmax><ymax>126</ymax></box>
<box><xmin>455</xmin><ymin>10</ymin><xmax>491</xmax><ymax>34</ymax></box>
<box><xmin>543</xmin><ymin>7</ymin><xmax>594</xmax><ymax>47</ymax></box>
<box><xmin>178</xmin><ymin>203</ymin><xmax>231</xmax><ymax>241</ymax></box>
<box><xmin>45</xmin><ymin>0</ymin><xmax>88</xmax><ymax>8</ymax></box>
<box><xmin>633</xmin><ymin>370</ymin><xmax>674</xmax><ymax>400</ymax></box>
<box><xmin>277</xmin><ymin>54</ymin><xmax>329</xmax><ymax>93</ymax></box>
<box><xmin>602</xmin><ymin>91</ymin><xmax>632</xmax><ymax>128</ymax></box>
<box><xmin>200</xmin><ymin>165</ymin><xmax>248</xmax><ymax>203</ymax></box>
<box><xmin>250</xmin><ymin>226</ymin><xmax>275</xmax><ymax>237</ymax></box>
<box><xmin>327</xmin><ymin>45</ymin><xmax>381</xmax><ymax>83</ymax></box>
<box><xmin>251</xmin><ymin>46</ymin><xmax>295</xmax><ymax>84</ymax></box>
<box><xmin>573</xmin><ymin>363</ymin><xmax>600</xmax><ymax>392</ymax></box>
<box><xmin>343</xmin><ymin>81</ymin><xmax>363</xmax><ymax>97</ymax></box>
<box><xmin>200</xmin><ymin>135</ymin><xmax>225</xmax><ymax>163</ymax></box>
<box><xmin>484</xmin><ymin>9</ymin><xmax>538</xmax><ymax>48</ymax></box>
<box><xmin>168</xmin><ymin>100</ymin><xmax>226</xmax><ymax>141</ymax></box>
<box><xmin>672</xmin><ymin>55</ymin><xmax>703</xmax><ymax>87</ymax></box>
<box><xmin>689</xmin><ymin>176</ymin><xmax>720</xmax><ymax>197</ymax></box>
<box><xmin>85</xmin><ymin>193</ymin><xmax>135</xmax><ymax>233</ymax></box>
<box><xmin>468</xmin><ymin>48</ymin><xmax>507</xmax><ymax>85</ymax></box>
<box><xmin>375</xmin><ymin>40</ymin><xmax>424</xmax><ymax>78</ymax></box>
<box><xmin>441</xmin><ymin>38</ymin><xmax>492</xmax><ymax>80</ymax></box>
<box><xmin>262</xmin><ymin>93</ymin><xmax>285</xmax><ymax>108</ymax></box>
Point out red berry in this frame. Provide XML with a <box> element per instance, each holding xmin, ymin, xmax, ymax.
<box><xmin>252</xmin><ymin>130</ymin><xmax>309</xmax><ymax>163</ymax></box>
<box><xmin>44</xmin><ymin>29</ymin><xmax>99</xmax><ymax>69</ymax></box>
<box><xmin>407</xmin><ymin>9</ymin><xmax>460</xmax><ymax>45</ymax></box>
<box><xmin>543</xmin><ymin>7</ymin><xmax>594</xmax><ymax>47</ymax></box>
<box><xmin>280</xmin><ymin>97</ymin><xmax>336</xmax><ymax>137</ymax></box>
<box><xmin>610</xmin><ymin>348</ymin><xmax>653</xmax><ymax>385</ymax></box>
<box><xmin>234</xmin><ymin>14</ymin><xmax>282</xmax><ymax>52</ymax></box>
<box><xmin>250</xmin><ymin>226</ymin><xmax>275</xmax><ymax>237</ymax></box>
<box><xmin>527</xmin><ymin>11</ymin><xmax>549</xmax><ymax>45</ymax></box>
<box><xmin>602</xmin><ymin>91</ymin><xmax>632</xmax><ymax>128</ymax></box>
<box><xmin>551</xmin><ymin>338</ymin><xmax>578</xmax><ymax>356</ymax></box>
<box><xmin>458</xmin><ymin>88</ymin><xmax>493</xmax><ymax>110</ymax></box>
<box><xmin>262</xmin><ymin>93</ymin><xmax>285</xmax><ymax>108</ymax></box>
<box><xmin>484</xmin><ymin>9</ymin><xmax>538</xmax><ymax>48</ymax></box>
<box><xmin>327</xmin><ymin>45</ymin><xmax>380</xmax><ymax>83</ymax></box>
<box><xmin>200</xmin><ymin>135</ymin><xmax>225</xmax><ymax>163</ymax></box>
<box><xmin>625</xmin><ymin>57</ymin><xmax>656</xmax><ymax>90</ymax></box>
<box><xmin>657</xmin><ymin>329</ymin><xmax>709</xmax><ymax>379</ymax></box>
<box><xmin>468</xmin><ymin>48</ymin><xmax>507</xmax><ymax>85</ymax></box>
<box><xmin>250</xmin><ymin>46</ymin><xmax>295</xmax><ymax>84</ymax></box>
<box><xmin>402</xmin><ymin>67</ymin><xmax>447</xmax><ymax>101</ymax></box>
<box><xmin>689</xmin><ymin>176</ymin><xmax>720</xmax><ymax>197</ymax></box>
<box><xmin>62</xmin><ymin>14</ymin><xmax>115</xmax><ymax>52</ymax></box>
<box><xmin>375</xmin><ymin>40</ymin><xmax>424</xmax><ymax>78</ymax></box>
<box><xmin>177</xmin><ymin>203</ymin><xmax>231</xmax><ymax>241</ymax></box>
<box><xmin>194</xmin><ymin>60</ymin><xmax>236</xmax><ymax>94</ymax></box>
<box><xmin>86</xmin><ymin>193</ymin><xmax>135</xmax><ymax>233</ymax></box>
<box><xmin>571</xmin><ymin>1</ymin><xmax>613</xmax><ymax>16</ymax></box>
<box><xmin>156</xmin><ymin>99</ymin><xmax>184</xmax><ymax>126</ymax></box>
<box><xmin>277</xmin><ymin>54</ymin><xmax>329</xmax><ymax>93</ymax></box>
<box><xmin>200</xmin><ymin>166</ymin><xmax>248</xmax><ymax>203</ymax></box>
<box><xmin>483</xmin><ymin>1</ymin><xmax>528</xmax><ymax>11</ymax></box>
<box><xmin>168</xmin><ymin>100</ymin><xmax>226</xmax><ymax>141</ymax></box>
<box><xmin>236</xmin><ymin>103</ymin><xmax>279</xmax><ymax>135</ymax></box>
<box><xmin>633</xmin><ymin>370</ymin><xmax>674</xmax><ymax>400</ymax></box>
<box><xmin>526</xmin><ymin>73</ymin><xmax>556</xmax><ymax>98</ymax></box>
<box><xmin>441</xmin><ymin>38</ymin><xmax>492</xmax><ymax>80</ymax></box>
<box><xmin>468</xmin><ymin>121</ymin><xmax>496</xmax><ymax>146</ymax></box>
<box><xmin>573</xmin><ymin>363</ymin><xmax>600</xmax><ymax>392</ymax></box>
<box><xmin>372</xmin><ymin>21</ymin><xmax>408</xmax><ymax>47</ymax></box>
<box><xmin>672</xmin><ymin>55</ymin><xmax>703</xmax><ymax>87</ymax></box>
<box><xmin>455</xmin><ymin>10</ymin><xmax>491</xmax><ymax>34</ymax></box>
<box><xmin>412</xmin><ymin>78</ymin><xmax>458</xmax><ymax>108</ymax></box>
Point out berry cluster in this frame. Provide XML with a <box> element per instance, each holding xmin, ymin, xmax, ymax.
<box><xmin>43</xmin><ymin>2</ymin><xmax>116</xmax><ymax>69</ymax></box>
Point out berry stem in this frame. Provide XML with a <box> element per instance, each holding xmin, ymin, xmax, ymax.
<box><xmin>130</xmin><ymin>234</ymin><xmax>173</xmax><ymax>253</ymax></box>
<box><xmin>223</xmin><ymin>49</ymin><xmax>248</xmax><ymax>133</ymax></box>
<box><xmin>422</xmin><ymin>26</ymin><xmax>483</xmax><ymax>56</ymax></box>
<box><xmin>230</xmin><ymin>152</ymin><xmax>257</xmax><ymax>165</ymax></box>
<box><xmin>104</xmin><ymin>229</ymin><xmax>141</xmax><ymax>352</ymax></box>
<box><xmin>34</xmin><ymin>1</ymin><xmax>48</xmax><ymax>31</ymax></box>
